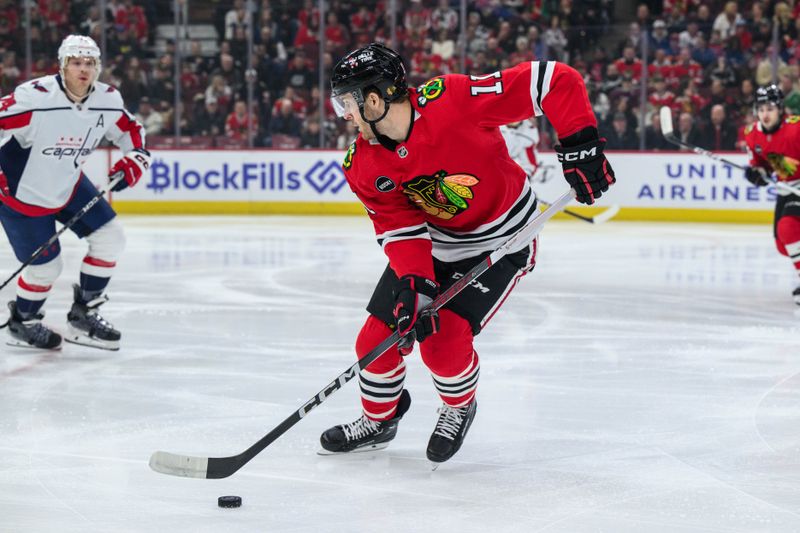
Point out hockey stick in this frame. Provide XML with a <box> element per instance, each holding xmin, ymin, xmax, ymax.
<box><xmin>148</xmin><ymin>188</ymin><xmax>577</xmax><ymax>479</ymax></box>
<box><xmin>538</xmin><ymin>199</ymin><xmax>619</xmax><ymax>224</ymax></box>
<box><xmin>0</xmin><ymin>172</ymin><xmax>125</xmax><ymax>293</ymax></box>
<box><xmin>659</xmin><ymin>106</ymin><xmax>800</xmax><ymax>197</ymax></box>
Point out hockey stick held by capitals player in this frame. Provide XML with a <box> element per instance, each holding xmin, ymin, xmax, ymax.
<box><xmin>659</xmin><ymin>106</ymin><xmax>800</xmax><ymax>197</ymax></box>
<box><xmin>0</xmin><ymin>171</ymin><xmax>125</xmax><ymax>294</ymax></box>
<box><xmin>148</xmin><ymin>188</ymin><xmax>578</xmax><ymax>480</ymax></box>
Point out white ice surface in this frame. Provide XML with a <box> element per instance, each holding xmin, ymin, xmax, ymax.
<box><xmin>1</xmin><ymin>216</ymin><xmax>799</xmax><ymax>533</ymax></box>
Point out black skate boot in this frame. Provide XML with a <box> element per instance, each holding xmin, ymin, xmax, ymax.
<box><xmin>793</xmin><ymin>285</ymin><xmax>800</xmax><ymax>306</ymax></box>
<box><xmin>426</xmin><ymin>400</ymin><xmax>477</xmax><ymax>467</ymax></box>
<box><xmin>319</xmin><ymin>389</ymin><xmax>411</xmax><ymax>454</ymax></box>
<box><xmin>65</xmin><ymin>285</ymin><xmax>121</xmax><ymax>351</ymax></box>
<box><xmin>3</xmin><ymin>301</ymin><xmax>62</xmax><ymax>350</ymax></box>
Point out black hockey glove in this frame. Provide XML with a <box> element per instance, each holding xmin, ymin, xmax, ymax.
<box><xmin>393</xmin><ymin>274</ymin><xmax>439</xmax><ymax>356</ymax></box>
<box><xmin>555</xmin><ymin>136</ymin><xmax>616</xmax><ymax>205</ymax></box>
<box><xmin>744</xmin><ymin>166</ymin><xmax>769</xmax><ymax>187</ymax></box>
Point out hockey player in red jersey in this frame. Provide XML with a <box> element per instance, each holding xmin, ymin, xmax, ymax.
<box><xmin>743</xmin><ymin>84</ymin><xmax>800</xmax><ymax>304</ymax></box>
<box><xmin>319</xmin><ymin>43</ymin><xmax>615</xmax><ymax>465</ymax></box>
<box><xmin>0</xmin><ymin>35</ymin><xmax>150</xmax><ymax>350</ymax></box>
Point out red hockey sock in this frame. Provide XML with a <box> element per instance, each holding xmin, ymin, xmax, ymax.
<box><xmin>420</xmin><ymin>310</ymin><xmax>479</xmax><ymax>407</ymax></box>
<box><xmin>776</xmin><ymin>215</ymin><xmax>800</xmax><ymax>275</ymax></box>
<box><xmin>356</xmin><ymin>315</ymin><xmax>405</xmax><ymax>421</ymax></box>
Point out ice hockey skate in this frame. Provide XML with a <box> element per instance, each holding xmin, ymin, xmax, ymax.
<box><xmin>427</xmin><ymin>400</ymin><xmax>477</xmax><ymax>469</ymax></box>
<box><xmin>65</xmin><ymin>285</ymin><xmax>121</xmax><ymax>351</ymax></box>
<box><xmin>318</xmin><ymin>389</ymin><xmax>411</xmax><ymax>454</ymax></box>
<box><xmin>793</xmin><ymin>285</ymin><xmax>800</xmax><ymax>305</ymax></box>
<box><xmin>3</xmin><ymin>301</ymin><xmax>62</xmax><ymax>350</ymax></box>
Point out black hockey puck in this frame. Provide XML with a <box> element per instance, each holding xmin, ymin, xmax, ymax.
<box><xmin>218</xmin><ymin>495</ymin><xmax>242</xmax><ymax>508</ymax></box>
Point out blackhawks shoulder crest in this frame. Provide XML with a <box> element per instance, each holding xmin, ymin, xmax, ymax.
<box><xmin>403</xmin><ymin>171</ymin><xmax>479</xmax><ymax>219</ymax></box>
<box><xmin>416</xmin><ymin>77</ymin><xmax>446</xmax><ymax>107</ymax></box>
<box><xmin>342</xmin><ymin>142</ymin><xmax>356</xmax><ymax>170</ymax></box>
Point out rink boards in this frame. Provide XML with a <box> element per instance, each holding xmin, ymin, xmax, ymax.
<box><xmin>84</xmin><ymin>149</ymin><xmax>774</xmax><ymax>223</ymax></box>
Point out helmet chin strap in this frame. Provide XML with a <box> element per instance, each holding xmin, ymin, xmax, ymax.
<box><xmin>761</xmin><ymin>111</ymin><xmax>783</xmax><ymax>134</ymax></box>
<box><xmin>359</xmin><ymin>102</ymin><xmax>399</xmax><ymax>151</ymax></box>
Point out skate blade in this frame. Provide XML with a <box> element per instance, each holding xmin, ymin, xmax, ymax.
<box><xmin>317</xmin><ymin>442</ymin><xmax>391</xmax><ymax>456</ymax></box>
<box><xmin>430</xmin><ymin>462</ymin><xmax>442</xmax><ymax>471</ymax></box>
<box><xmin>65</xmin><ymin>326</ymin><xmax>120</xmax><ymax>351</ymax></box>
<box><xmin>5</xmin><ymin>339</ymin><xmax>63</xmax><ymax>351</ymax></box>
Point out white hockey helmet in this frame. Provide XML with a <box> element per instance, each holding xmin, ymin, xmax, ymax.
<box><xmin>57</xmin><ymin>35</ymin><xmax>102</xmax><ymax>83</ymax></box>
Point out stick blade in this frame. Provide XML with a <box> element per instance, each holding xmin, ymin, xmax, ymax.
<box><xmin>149</xmin><ymin>451</ymin><xmax>209</xmax><ymax>478</ymax></box>
<box><xmin>659</xmin><ymin>106</ymin><xmax>674</xmax><ymax>137</ymax></box>
<box><xmin>591</xmin><ymin>204</ymin><xmax>620</xmax><ymax>224</ymax></box>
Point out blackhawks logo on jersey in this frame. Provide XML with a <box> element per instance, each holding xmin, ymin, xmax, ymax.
<box><xmin>342</xmin><ymin>142</ymin><xmax>356</xmax><ymax>170</ymax></box>
<box><xmin>403</xmin><ymin>171</ymin><xmax>479</xmax><ymax>219</ymax></box>
<box><xmin>766</xmin><ymin>153</ymin><xmax>800</xmax><ymax>179</ymax></box>
<box><xmin>416</xmin><ymin>77</ymin><xmax>446</xmax><ymax>107</ymax></box>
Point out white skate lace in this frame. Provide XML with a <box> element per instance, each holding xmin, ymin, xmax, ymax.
<box><xmin>84</xmin><ymin>296</ymin><xmax>116</xmax><ymax>333</ymax></box>
<box><xmin>433</xmin><ymin>405</ymin><xmax>468</xmax><ymax>441</ymax></box>
<box><xmin>20</xmin><ymin>319</ymin><xmax>54</xmax><ymax>346</ymax></box>
<box><xmin>342</xmin><ymin>416</ymin><xmax>381</xmax><ymax>441</ymax></box>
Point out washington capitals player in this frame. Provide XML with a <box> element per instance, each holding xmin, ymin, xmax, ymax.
<box><xmin>320</xmin><ymin>43</ymin><xmax>615</xmax><ymax>465</ymax></box>
<box><xmin>743</xmin><ymin>85</ymin><xmax>800</xmax><ymax>304</ymax></box>
<box><xmin>0</xmin><ymin>35</ymin><xmax>150</xmax><ymax>350</ymax></box>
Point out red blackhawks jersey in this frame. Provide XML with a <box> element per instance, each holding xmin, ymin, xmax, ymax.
<box><xmin>744</xmin><ymin>116</ymin><xmax>800</xmax><ymax>196</ymax></box>
<box><xmin>342</xmin><ymin>60</ymin><xmax>596</xmax><ymax>279</ymax></box>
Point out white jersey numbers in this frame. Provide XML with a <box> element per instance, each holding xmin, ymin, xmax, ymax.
<box><xmin>469</xmin><ymin>72</ymin><xmax>503</xmax><ymax>96</ymax></box>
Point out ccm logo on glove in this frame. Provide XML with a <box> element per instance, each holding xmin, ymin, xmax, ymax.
<box><xmin>110</xmin><ymin>148</ymin><xmax>151</xmax><ymax>192</ymax></box>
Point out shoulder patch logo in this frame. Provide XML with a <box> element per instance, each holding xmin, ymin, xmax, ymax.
<box><xmin>744</xmin><ymin>124</ymin><xmax>754</xmax><ymax>135</ymax></box>
<box><xmin>402</xmin><ymin>171</ymin><xmax>478</xmax><ymax>219</ymax></box>
<box><xmin>31</xmin><ymin>81</ymin><xmax>48</xmax><ymax>93</ymax></box>
<box><xmin>375</xmin><ymin>176</ymin><xmax>396</xmax><ymax>192</ymax></box>
<box><xmin>0</xmin><ymin>93</ymin><xmax>16</xmax><ymax>112</ymax></box>
<box><xmin>786</xmin><ymin>115</ymin><xmax>800</xmax><ymax>124</ymax></box>
<box><xmin>107</xmin><ymin>86</ymin><xmax>117</xmax><ymax>93</ymax></box>
<box><xmin>342</xmin><ymin>142</ymin><xmax>356</xmax><ymax>170</ymax></box>
<box><xmin>416</xmin><ymin>77</ymin><xmax>446</xmax><ymax>107</ymax></box>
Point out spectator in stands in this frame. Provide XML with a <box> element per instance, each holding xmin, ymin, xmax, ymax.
<box><xmin>324</xmin><ymin>11</ymin><xmax>350</xmax><ymax>57</ymax></box>
<box><xmin>756</xmin><ymin>46</ymin><xmax>790</xmax><ymax>86</ymax></box>
<box><xmin>269</xmin><ymin>98</ymin><xmax>302</xmax><ymax>140</ymax></box>
<box><xmin>336</xmin><ymin>121</ymin><xmax>357</xmax><ymax>150</ymax></box>
<box><xmin>432</xmin><ymin>28</ymin><xmax>455</xmax><ymax>62</ymax></box>
<box><xmin>148</xmin><ymin>67</ymin><xmax>175</xmax><ymax>109</ymax></box>
<box><xmin>405</xmin><ymin>0</ymin><xmax>432</xmax><ymax>43</ymax></box>
<box><xmin>691</xmin><ymin>35</ymin><xmax>716</xmax><ymax>68</ymax></box>
<box><xmin>676</xmin><ymin>112</ymin><xmax>703</xmax><ymax>149</ymax></box>
<box><xmin>695</xmin><ymin>4</ymin><xmax>714</xmax><ymax>37</ymax></box>
<box><xmin>651</xmin><ymin>20</ymin><xmax>671</xmax><ymax>54</ymax></box>
<box><xmin>225</xmin><ymin>99</ymin><xmax>259</xmax><ymax>141</ymax></box>
<box><xmin>780</xmin><ymin>73</ymin><xmax>800</xmax><ymax>114</ymax></box>
<box><xmin>224</xmin><ymin>0</ymin><xmax>249</xmax><ymax>41</ymax></box>
<box><xmin>701</xmin><ymin>104</ymin><xmax>737</xmax><ymax>151</ymax></box>
<box><xmin>213</xmin><ymin>53</ymin><xmax>243</xmax><ymax>97</ymax></box>
<box><xmin>284</xmin><ymin>51</ymin><xmax>315</xmax><ymax>94</ymax></box>
<box><xmin>300</xmin><ymin>118</ymin><xmax>321</xmax><ymax>148</ymax></box>
<box><xmin>709</xmin><ymin>56</ymin><xmax>736</xmax><ymax>88</ymax></box>
<box><xmin>714</xmin><ymin>1</ymin><xmax>744</xmax><ymax>41</ymax></box>
<box><xmin>644</xmin><ymin>111</ymin><xmax>672</xmax><ymax>150</ymax></box>
<box><xmin>350</xmin><ymin>6</ymin><xmax>376</xmax><ymax>41</ymax></box>
<box><xmin>614</xmin><ymin>46</ymin><xmax>643</xmax><ymax>81</ymax></box>
<box><xmin>193</xmin><ymin>95</ymin><xmax>226</xmax><ymax>137</ymax></box>
<box><xmin>679</xmin><ymin>21</ymin><xmax>702</xmax><ymax>50</ymax></box>
<box><xmin>135</xmin><ymin>97</ymin><xmax>164</xmax><ymax>136</ymax></box>
<box><xmin>204</xmin><ymin>74</ymin><xmax>233</xmax><ymax>113</ymax></box>
<box><xmin>648</xmin><ymin>75</ymin><xmax>675</xmax><ymax>113</ymax></box>
<box><xmin>119</xmin><ymin>58</ymin><xmax>148</xmax><ymax>113</ymax></box>
<box><xmin>605</xmin><ymin>111</ymin><xmax>639</xmax><ymax>150</ymax></box>
<box><xmin>543</xmin><ymin>15</ymin><xmax>568</xmax><ymax>61</ymax></box>
<box><xmin>431</xmin><ymin>0</ymin><xmax>458</xmax><ymax>33</ymax></box>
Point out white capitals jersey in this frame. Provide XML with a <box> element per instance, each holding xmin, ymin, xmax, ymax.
<box><xmin>0</xmin><ymin>74</ymin><xmax>146</xmax><ymax>215</ymax></box>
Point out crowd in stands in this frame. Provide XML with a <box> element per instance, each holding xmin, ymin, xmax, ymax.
<box><xmin>0</xmin><ymin>0</ymin><xmax>799</xmax><ymax>152</ymax></box>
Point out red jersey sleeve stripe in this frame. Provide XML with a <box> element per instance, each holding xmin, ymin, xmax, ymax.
<box><xmin>530</xmin><ymin>61</ymin><xmax>555</xmax><ymax>116</ymax></box>
<box><xmin>115</xmin><ymin>113</ymin><xmax>144</xmax><ymax>148</ymax></box>
<box><xmin>0</xmin><ymin>111</ymin><xmax>33</xmax><ymax>130</ymax></box>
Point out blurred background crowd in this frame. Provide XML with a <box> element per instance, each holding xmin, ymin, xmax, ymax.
<box><xmin>0</xmin><ymin>0</ymin><xmax>796</xmax><ymax>151</ymax></box>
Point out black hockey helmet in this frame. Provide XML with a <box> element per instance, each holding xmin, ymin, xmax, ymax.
<box><xmin>754</xmin><ymin>84</ymin><xmax>784</xmax><ymax>109</ymax></box>
<box><xmin>330</xmin><ymin>42</ymin><xmax>407</xmax><ymax>120</ymax></box>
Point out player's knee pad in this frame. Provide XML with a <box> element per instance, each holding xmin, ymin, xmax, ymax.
<box><xmin>776</xmin><ymin>215</ymin><xmax>800</xmax><ymax>257</ymax></box>
<box><xmin>85</xmin><ymin>218</ymin><xmax>125</xmax><ymax>262</ymax></box>
<box><xmin>356</xmin><ymin>315</ymin><xmax>401</xmax><ymax>373</ymax></box>
<box><xmin>20</xmin><ymin>255</ymin><xmax>64</xmax><ymax>291</ymax></box>
<box><xmin>419</xmin><ymin>310</ymin><xmax>474</xmax><ymax>377</ymax></box>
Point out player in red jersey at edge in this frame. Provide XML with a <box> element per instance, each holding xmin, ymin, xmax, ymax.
<box><xmin>743</xmin><ymin>84</ymin><xmax>800</xmax><ymax>305</ymax></box>
<box><xmin>319</xmin><ymin>43</ymin><xmax>615</xmax><ymax>465</ymax></box>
